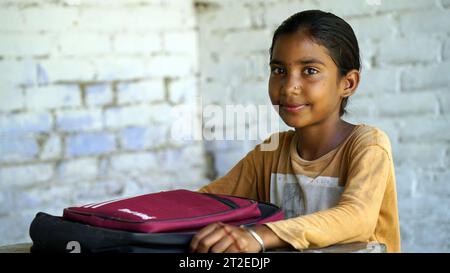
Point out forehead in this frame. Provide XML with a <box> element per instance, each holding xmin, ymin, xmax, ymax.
<box><xmin>271</xmin><ymin>31</ymin><xmax>333</xmax><ymax>66</ymax></box>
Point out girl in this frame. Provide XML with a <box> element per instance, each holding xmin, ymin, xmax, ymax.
<box><xmin>190</xmin><ymin>10</ymin><xmax>401</xmax><ymax>253</ymax></box>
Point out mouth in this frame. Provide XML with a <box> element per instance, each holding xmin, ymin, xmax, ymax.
<box><xmin>280</xmin><ymin>103</ymin><xmax>310</xmax><ymax>113</ymax></box>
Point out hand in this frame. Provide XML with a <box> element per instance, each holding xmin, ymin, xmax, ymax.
<box><xmin>189</xmin><ymin>222</ymin><xmax>263</xmax><ymax>253</ymax></box>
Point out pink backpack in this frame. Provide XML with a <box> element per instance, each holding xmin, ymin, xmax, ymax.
<box><xmin>63</xmin><ymin>189</ymin><xmax>284</xmax><ymax>233</ymax></box>
<box><xmin>30</xmin><ymin>190</ymin><xmax>284</xmax><ymax>253</ymax></box>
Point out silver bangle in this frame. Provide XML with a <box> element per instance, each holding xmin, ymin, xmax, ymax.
<box><xmin>242</xmin><ymin>226</ymin><xmax>266</xmax><ymax>252</ymax></box>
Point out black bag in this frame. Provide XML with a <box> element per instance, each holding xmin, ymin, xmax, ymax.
<box><xmin>29</xmin><ymin>196</ymin><xmax>283</xmax><ymax>253</ymax></box>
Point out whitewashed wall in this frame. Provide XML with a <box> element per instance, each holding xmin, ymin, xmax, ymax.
<box><xmin>0</xmin><ymin>0</ymin><xmax>209</xmax><ymax>245</ymax></box>
<box><xmin>0</xmin><ymin>0</ymin><xmax>449</xmax><ymax>252</ymax></box>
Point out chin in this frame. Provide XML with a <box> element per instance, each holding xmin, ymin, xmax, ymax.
<box><xmin>279</xmin><ymin>114</ymin><xmax>309</xmax><ymax>129</ymax></box>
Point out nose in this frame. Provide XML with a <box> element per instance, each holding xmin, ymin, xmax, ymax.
<box><xmin>281</xmin><ymin>73</ymin><xmax>302</xmax><ymax>96</ymax></box>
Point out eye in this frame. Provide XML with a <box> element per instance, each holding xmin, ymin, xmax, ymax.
<box><xmin>271</xmin><ymin>67</ymin><xmax>286</xmax><ymax>75</ymax></box>
<box><xmin>303</xmin><ymin>67</ymin><xmax>319</xmax><ymax>75</ymax></box>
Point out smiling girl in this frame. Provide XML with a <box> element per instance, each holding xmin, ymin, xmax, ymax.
<box><xmin>191</xmin><ymin>10</ymin><xmax>401</xmax><ymax>253</ymax></box>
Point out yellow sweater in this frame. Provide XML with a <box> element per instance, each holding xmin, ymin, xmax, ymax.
<box><xmin>198</xmin><ymin>124</ymin><xmax>401</xmax><ymax>253</ymax></box>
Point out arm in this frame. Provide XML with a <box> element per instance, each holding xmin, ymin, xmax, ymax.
<box><xmin>197</xmin><ymin>150</ymin><xmax>260</xmax><ymax>200</ymax></box>
<box><xmin>264</xmin><ymin>145</ymin><xmax>391</xmax><ymax>250</ymax></box>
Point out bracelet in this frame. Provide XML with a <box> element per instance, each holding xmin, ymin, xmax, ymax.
<box><xmin>241</xmin><ymin>226</ymin><xmax>266</xmax><ymax>252</ymax></box>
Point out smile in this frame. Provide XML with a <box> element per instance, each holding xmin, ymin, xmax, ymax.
<box><xmin>281</xmin><ymin>104</ymin><xmax>310</xmax><ymax>113</ymax></box>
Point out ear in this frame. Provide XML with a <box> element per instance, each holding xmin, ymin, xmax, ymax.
<box><xmin>339</xmin><ymin>69</ymin><xmax>360</xmax><ymax>98</ymax></box>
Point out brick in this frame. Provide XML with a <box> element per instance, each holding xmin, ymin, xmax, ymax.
<box><xmin>0</xmin><ymin>211</ymin><xmax>37</xmax><ymax>245</ymax></box>
<box><xmin>117</xmin><ymin>80</ymin><xmax>165</xmax><ymax>105</ymax></box>
<box><xmin>262</xmin><ymin>1</ymin><xmax>327</xmax><ymax>27</ymax></box>
<box><xmin>444</xmin><ymin>37</ymin><xmax>450</xmax><ymax>61</ymax></box>
<box><xmin>417</xmin><ymin>171</ymin><xmax>450</xmax><ymax>199</ymax></box>
<box><xmin>372</xmin><ymin>0</ymin><xmax>437</xmax><ymax>12</ymax></box>
<box><xmin>398</xmin><ymin>116</ymin><xmax>450</xmax><ymax>143</ymax></box>
<box><xmin>72</xmin><ymin>180</ymin><xmax>126</xmax><ymax>204</ymax></box>
<box><xmin>146</xmin><ymin>55</ymin><xmax>195</xmax><ymax>77</ymax></box>
<box><xmin>0</xmin><ymin>7</ymin><xmax>25</xmax><ymax>32</ymax></box>
<box><xmin>230</xmin><ymin>80</ymin><xmax>269</xmax><ymax>106</ymax></box>
<box><xmin>436</xmin><ymin>89</ymin><xmax>450</xmax><ymax>115</ymax></box>
<box><xmin>358</xmin><ymin>67</ymin><xmax>398</xmax><ymax>95</ymax></box>
<box><xmin>347</xmin><ymin>15</ymin><xmax>396</xmax><ymax>41</ymax></box>
<box><xmin>131</xmin><ymin>175</ymin><xmax>176</xmax><ymax>195</ymax></box>
<box><xmin>113</xmin><ymin>32</ymin><xmax>162</xmax><ymax>54</ymax></box>
<box><xmin>320</xmin><ymin>0</ymin><xmax>438</xmax><ymax>16</ymax></box>
<box><xmin>359</xmin><ymin>40</ymin><xmax>377</xmax><ymax>69</ymax></box>
<box><xmin>345</xmin><ymin>96</ymin><xmax>374</xmax><ymax>118</ymax></box>
<box><xmin>65</xmin><ymin>132</ymin><xmax>116</xmax><ymax>157</ymax></box>
<box><xmin>0</xmin><ymin>112</ymin><xmax>53</xmax><ymax>134</ymax></box>
<box><xmin>156</xmin><ymin>145</ymin><xmax>205</xmax><ymax>172</ymax></box>
<box><xmin>104</xmin><ymin>105</ymin><xmax>153</xmax><ymax>128</ymax></box>
<box><xmin>0</xmin><ymin>134</ymin><xmax>39</xmax><ymax>163</ymax></box>
<box><xmin>163</xmin><ymin>31</ymin><xmax>197</xmax><ymax>54</ymax></box>
<box><xmin>394</xmin><ymin>166</ymin><xmax>415</xmax><ymax>199</ymax></box>
<box><xmin>85</xmin><ymin>84</ymin><xmax>113</xmax><ymax>107</ymax></box>
<box><xmin>0</xmin><ymin>84</ymin><xmax>24</xmax><ymax>112</ymax></box>
<box><xmin>393</xmin><ymin>143</ymin><xmax>447</xmax><ymax>169</ymax></box>
<box><xmin>399</xmin><ymin>10</ymin><xmax>450</xmax><ymax>35</ymax></box>
<box><xmin>57</xmin><ymin>158</ymin><xmax>98</xmax><ymax>183</ymax></box>
<box><xmin>0</xmin><ymin>163</ymin><xmax>54</xmax><ymax>187</ymax></box>
<box><xmin>77</xmin><ymin>6</ymin><xmax>190</xmax><ymax>32</ymax></box>
<box><xmin>37</xmin><ymin>59</ymin><xmax>96</xmax><ymax>82</ymax></box>
<box><xmin>148</xmin><ymin>103</ymin><xmax>177</xmax><ymax>124</ymax></box>
<box><xmin>202</xmin><ymin>52</ymin><xmax>264</xmax><ymax>82</ymax></box>
<box><xmin>223</xmin><ymin>29</ymin><xmax>272</xmax><ymax>53</ymax></box>
<box><xmin>119</xmin><ymin>125</ymin><xmax>168</xmax><ymax>151</ymax></box>
<box><xmin>197</xmin><ymin>3</ymin><xmax>252</xmax><ymax>30</ymax></box>
<box><xmin>375</xmin><ymin>92</ymin><xmax>438</xmax><ymax>117</ymax></box>
<box><xmin>213</xmin><ymin>149</ymin><xmax>247</xmax><ymax>177</ymax></box>
<box><xmin>10</xmin><ymin>184</ymin><xmax>73</xmax><ymax>214</ymax></box>
<box><xmin>56</xmin><ymin>109</ymin><xmax>103</xmax><ymax>132</ymax></box>
<box><xmin>173</xmin><ymin>167</ymin><xmax>208</xmax><ymax>187</ymax></box>
<box><xmin>0</xmin><ymin>33</ymin><xmax>55</xmax><ymax>56</ymax></box>
<box><xmin>200</xmin><ymin>81</ymin><xmax>233</xmax><ymax>105</ymax></box>
<box><xmin>317</xmin><ymin>0</ymin><xmax>378</xmax><ymax>17</ymax></box>
<box><xmin>0</xmin><ymin>59</ymin><xmax>36</xmax><ymax>85</ymax></box>
<box><xmin>58</xmin><ymin>32</ymin><xmax>111</xmax><ymax>56</ymax></box>
<box><xmin>39</xmin><ymin>134</ymin><xmax>62</xmax><ymax>160</ymax></box>
<box><xmin>22</xmin><ymin>6</ymin><xmax>78</xmax><ymax>31</ymax></box>
<box><xmin>378</xmin><ymin>37</ymin><xmax>440</xmax><ymax>65</ymax></box>
<box><xmin>169</xmin><ymin>77</ymin><xmax>198</xmax><ymax>104</ymax></box>
<box><xmin>168</xmin><ymin>104</ymin><xmax>202</xmax><ymax>145</ymax></box>
<box><xmin>110</xmin><ymin>152</ymin><xmax>159</xmax><ymax>173</ymax></box>
<box><xmin>402</xmin><ymin>62</ymin><xmax>450</xmax><ymax>90</ymax></box>
<box><xmin>93</xmin><ymin>57</ymin><xmax>147</xmax><ymax>81</ymax></box>
<box><xmin>25</xmin><ymin>85</ymin><xmax>81</xmax><ymax>110</ymax></box>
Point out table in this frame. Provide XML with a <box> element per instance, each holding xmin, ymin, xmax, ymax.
<box><xmin>0</xmin><ymin>242</ymin><xmax>386</xmax><ymax>253</ymax></box>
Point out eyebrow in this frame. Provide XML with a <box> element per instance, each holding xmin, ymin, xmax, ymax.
<box><xmin>269</xmin><ymin>58</ymin><xmax>326</xmax><ymax>66</ymax></box>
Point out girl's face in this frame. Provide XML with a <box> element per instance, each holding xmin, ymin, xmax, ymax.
<box><xmin>268</xmin><ymin>31</ymin><xmax>348</xmax><ymax>129</ymax></box>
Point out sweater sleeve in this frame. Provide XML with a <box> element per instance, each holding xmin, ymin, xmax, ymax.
<box><xmin>265</xmin><ymin>144</ymin><xmax>391</xmax><ymax>250</ymax></box>
<box><xmin>197</xmin><ymin>149</ymin><xmax>260</xmax><ymax>200</ymax></box>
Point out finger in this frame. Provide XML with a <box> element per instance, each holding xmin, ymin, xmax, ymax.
<box><xmin>194</xmin><ymin>226</ymin><xmax>228</xmax><ymax>253</ymax></box>
<box><xmin>190</xmin><ymin>222</ymin><xmax>222</xmax><ymax>252</ymax></box>
<box><xmin>224</xmin><ymin>243</ymin><xmax>241</xmax><ymax>253</ymax></box>
<box><xmin>224</xmin><ymin>225</ymin><xmax>248</xmax><ymax>253</ymax></box>
<box><xmin>209</xmin><ymin>232</ymin><xmax>235</xmax><ymax>253</ymax></box>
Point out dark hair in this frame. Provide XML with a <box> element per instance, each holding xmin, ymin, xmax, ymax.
<box><xmin>269</xmin><ymin>10</ymin><xmax>361</xmax><ymax>116</ymax></box>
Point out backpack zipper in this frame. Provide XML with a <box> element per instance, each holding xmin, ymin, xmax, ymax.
<box><xmin>202</xmin><ymin>193</ymin><xmax>239</xmax><ymax>209</ymax></box>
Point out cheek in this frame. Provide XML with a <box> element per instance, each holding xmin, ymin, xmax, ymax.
<box><xmin>268</xmin><ymin>78</ymin><xmax>279</xmax><ymax>104</ymax></box>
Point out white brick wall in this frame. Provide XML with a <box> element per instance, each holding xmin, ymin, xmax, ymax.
<box><xmin>0</xmin><ymin>0</ymin><xmax>205</xmax><ymax>246</ymax></box>
<box><xmin>0</xmin><ymin>0</ymin><xmax>449</xmax><ymax>252</ymax></box>
<box><xmin>117</xmin><ymin>80</ymin><xmax>165</xmax><ymax>105</ymax></box>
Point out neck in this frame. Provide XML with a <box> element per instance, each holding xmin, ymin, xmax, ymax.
<box><xmin>295</xmin><ymin>117</ymin><xmax>355</xmax><ymax>161</ymax></box>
